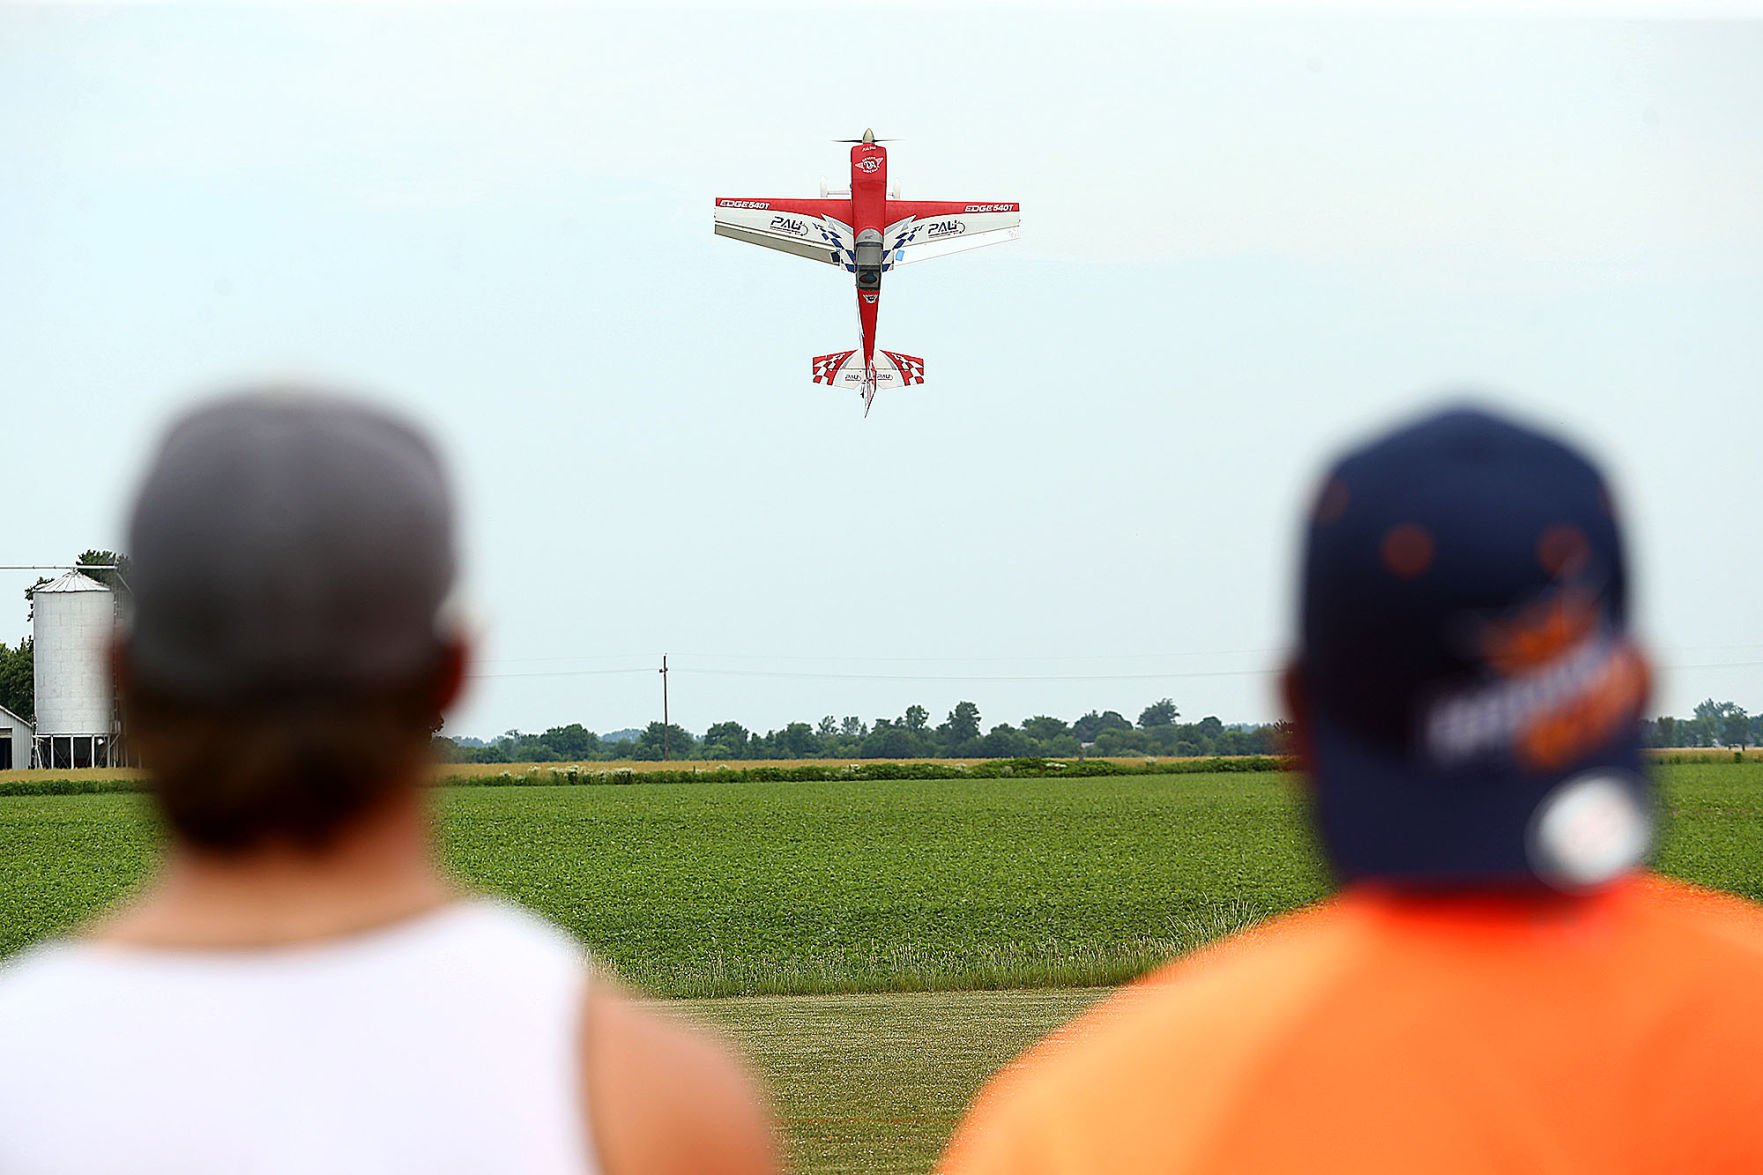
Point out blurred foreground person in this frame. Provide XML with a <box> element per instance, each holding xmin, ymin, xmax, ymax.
<box><xmin>942</xmin><ymin>406</ymin><xmax>1763</xmax><ymax>1174</ymax></box>
<box><xmin>0</xmin><ymin>391</ymin><xmax>777</xmax><ymax>1175</ymax></box>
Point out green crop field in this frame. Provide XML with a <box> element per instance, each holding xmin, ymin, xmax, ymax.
<box><xmin>4</xmin><ymin>765</ymin><xmax>1762</xmax><ymax>1172</ymax></box>
<box><xmin>5</xmin><ymin>765</ymin><xmax>1763</xmax><ymax>993</ymax></box>
<box><xmin>0</xmin><ymin>771</ymin><xmax>1325</xmax><ymax>989</ymax></box>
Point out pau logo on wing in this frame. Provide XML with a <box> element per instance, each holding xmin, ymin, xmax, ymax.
<box><xmin>855</xmin><ymin>157</ymin><xmax>882</xmax><ymax>173</ymax></box>
<box><xmin>769</xmin><ymin>215</ymin><xmax>808</xmax><ymax>236</ymax></box>
<box><xmin>926</xmin><ymin>219</ymin><xmax>966</xmax><ymax>239</ymax></box>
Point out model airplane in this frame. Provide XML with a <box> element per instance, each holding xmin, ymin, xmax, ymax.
<box><xmin>714</xmin><ymin>130</ymin><xmax>1020</xmax><ymax>415</ymax></box>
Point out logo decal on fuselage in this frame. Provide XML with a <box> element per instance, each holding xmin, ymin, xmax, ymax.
<box><xmin>855</xmin><ymin>157</ymin><xmax>881</xmax><ymax>173</ymax></box>
<box><xmin>862</xmin><ymin>293</ymin><xmax>877</xmax><ymax>303</ymax></box>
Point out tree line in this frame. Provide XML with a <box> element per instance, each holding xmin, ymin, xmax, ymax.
<box><xmin>439</xmin><ymin>695</ymin><xmax>1763</xmax><ymax>765</ymax></box>
<box><xmin>436</xmin><ymin>699</ymin><xmax>1296</xmax><ymax>763</ymax></box>
<box><xmin>1643</xmin><ymin>700</ymin><xmax>1763</xmax><ymax>751</ymax></box>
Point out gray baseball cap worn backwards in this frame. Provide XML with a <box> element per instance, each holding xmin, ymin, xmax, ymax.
<box><xmin>125</xmin><ymin>389</ymin><xmax>459</xmax><ymax>702</ymax></box>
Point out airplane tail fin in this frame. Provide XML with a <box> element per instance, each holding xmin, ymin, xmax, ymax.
<box><xmin>811</xmin><ymin>349</ymin><xmax>925</xmax><ymax>416</ymax></box>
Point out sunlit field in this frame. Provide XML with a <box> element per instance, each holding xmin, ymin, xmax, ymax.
<box><xmin>6</xmin><ymin>764</ymin><xmax>1763</xmax><ymax>989</ymax></box>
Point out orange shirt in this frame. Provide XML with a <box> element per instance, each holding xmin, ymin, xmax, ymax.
<box><xmin>941</xmin><ymin>874</ymin><xmax>1763</xmax><ymax>1174</ymax></box>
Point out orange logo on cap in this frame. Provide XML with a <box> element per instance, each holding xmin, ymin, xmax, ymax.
<box><xmin>1477</xmin><ymin>589</ymin><xmax>1644</xmax><ymax>770</ymax></box>
<box><xmin>1514</xmin><ymin>643</ymin><xmax>1646</xmax><ymax>770</ymax></box>
<box><xmin>1480</xmin><ymin>587</ymin><xmax>1600</xmax><ymax>677</ymax></box>
<box><xmin>1426</xmin><ymin>585</ymin><xmax>1645</xmax><ymax>771</ymax></box>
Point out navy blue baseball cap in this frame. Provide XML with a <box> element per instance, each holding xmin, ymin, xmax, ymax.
<box><xmin>1296</xmin><ymin>405</ymin><xmax>1653</xmax><ymax>891</ymax></box>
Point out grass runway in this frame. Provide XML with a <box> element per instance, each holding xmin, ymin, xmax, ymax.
<box><xmin>4</xmin><ymin>764</ymin><xmax>1762</xmax><ymax>1170</ymax></box>
<box><xmin>674</xmin><ymin>987</ymin><xmax>1106</xmax><ymax>1174</ymax></box>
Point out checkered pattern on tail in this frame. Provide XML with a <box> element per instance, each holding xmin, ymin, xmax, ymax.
<box><xmin>880</xmin><ymin>351</ymin><xmax>926</xmax><ymax>386</ymax></box>
<box><xmin>811</xmin><ymin>350</ymin><xmax>856</xmax><ymax>385</ymax></box>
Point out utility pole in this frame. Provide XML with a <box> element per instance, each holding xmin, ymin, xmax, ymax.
<box><xmin>660</xmin><ymin>654</ymin><xmax>670</xmax><ymax>761</ymax></box>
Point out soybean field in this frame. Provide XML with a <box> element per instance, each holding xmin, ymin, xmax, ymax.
<box><xmin>5</xmin><ymin>765</ymin><xmax>1762</xmax><ymax>995</ymax></box>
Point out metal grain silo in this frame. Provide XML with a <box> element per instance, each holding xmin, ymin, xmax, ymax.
<box><xmin>31</xmin><ymin>571</ymin><xmax>117</xmax><ymax>769</ymax></box>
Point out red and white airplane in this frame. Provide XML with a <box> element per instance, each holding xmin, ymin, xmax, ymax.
<box><xmin>714</xmin><ymin>130</ymin><xmax>1020</xmax><ymax>415</ymax></box>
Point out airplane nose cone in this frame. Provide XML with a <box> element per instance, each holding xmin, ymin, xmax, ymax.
<box><xmin>862</xmin><ymin>127</ymin><xmax>875</xmax><ymax>144</ymax></box>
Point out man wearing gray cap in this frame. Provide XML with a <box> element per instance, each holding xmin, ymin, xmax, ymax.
<box><xmin>0</xmin><ymin>389</ymin><xmax>779</xmax><ymax>1175</ymax></box>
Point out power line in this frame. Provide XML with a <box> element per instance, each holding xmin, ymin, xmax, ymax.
<box><xmin>462</xmin><ymin>657</ymin><xmax>1763</xmax><ymax>685</ymax></box>
<box><xmin>471</xmin><ymin>643</ymin><xmax>1763</xmax><ymax>671</ymax></box>
<box><xmin>476</xmin><ymin>647</ymin><xmax>1286</xmax><ymax>666</ymax></box>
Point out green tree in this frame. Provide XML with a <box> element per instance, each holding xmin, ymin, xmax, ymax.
<box><xmin>703</xmin><ymin>721</ymin><xmax>751</xmax><ymax>758</ymax></box>
<box><xmin>77</xmin><ymin>550</ymin><xmax>132</xmax><ymax>599</ymax></box>
<box><xmin>1073</xmin><ymin>710</ymin><xmax>1133</xmax><ymax>743</ymax></box>
<box><xmin>1721</xmin><ymin>707</ymin><xmax>1751</xmax><ymax>750</ymax></box>
<box><xmin>938</xmin><ymin>701</ymin><xmax>983</xmax><ymax>754</ymax></box>
<box><xmin>862</xmin><ymin>719</ymin><xmax>919</xmax><ymax>759</ymax></box>
<box><xmin>979</xmin><ymin>723</ymin><xmax>1033</xmax><ymax>758</ymax></box>
<box><xmin>1021</xmin><ymin>715</ymin><xmax>1069</xmax><ymax>742</ymax></box>
<box><xmin>774</xmin><ymin>721</ymin><xmax>822</xmax><ymax>758</ymax></box>
<box><xmin>1094</xmin><ymin>726</ymin><xmax>1149</xmax><ymax>756</ymax></box>
<box><xmin>0</xmin><ymin>638</ymin><xmax>31</xmax><ymax>721</ymax></box>
<box><xmin>539</xmin><ymin>723</ymin><xmax>599</xmax><ymax>760</ymax></box>
<box><xmin>1138</xmin><ymin>698</ymin><xmax>1180</xmax><ymax>729</ymax></box>
<box><xmin>632</xmin><ymin>722</ymin><xmax>695</xmax><ymax>761</ymax></box>
<box><xmin>904</xmin><ymin>704</ymin><xmax>930</xmax><ymax>733</ymax></box>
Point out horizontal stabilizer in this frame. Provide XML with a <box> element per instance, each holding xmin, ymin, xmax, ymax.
<box><xmin>810</xmin><ymin>350</ymin><xmax>925</xmax><ymax>390</ymax></box>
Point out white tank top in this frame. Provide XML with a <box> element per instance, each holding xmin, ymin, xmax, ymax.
<box><xmin>0</xmin><ymin>899</ymin><xmax>597</xmax><ymax>1175</ymax></box>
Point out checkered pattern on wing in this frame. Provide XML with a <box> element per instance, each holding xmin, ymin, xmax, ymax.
<box><xmin>884</xmin><ymin>219</ymin><xmax>919</xmax><ymax>272</ymax></box>
<box><xmin>816</xmin><ymin>221</ymin><xmax>856</xmax><ymax>272</ymax></box>
<box><xmin>811</xmin><ymin>350</ymin><xmax>856</xmax><ymax>385</ymax></box>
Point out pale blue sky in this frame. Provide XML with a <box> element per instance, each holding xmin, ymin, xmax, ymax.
<box><xmin>3</xmin><ymin>7</ymin><xmax>1760</xmax><ymax>738</ymax></box>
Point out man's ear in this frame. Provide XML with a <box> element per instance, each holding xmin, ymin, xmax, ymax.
<box><xmin>432</xmin><ymin>637</ymin><xmax>470</xmax><ymax>715</ymax></box>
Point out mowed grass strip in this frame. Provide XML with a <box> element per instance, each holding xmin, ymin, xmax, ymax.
<box><xmin>3</xmin><ymin>765</ymin><xmax>1761</xmax><ymax>995</ymax></box>
<box><xmin>672</xmin><ymin>988</ymin><xmax>1106</xmax><ymax>1175</ymax></box>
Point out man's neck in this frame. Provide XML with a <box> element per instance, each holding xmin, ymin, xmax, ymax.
<box><xmin>90</xmin><ymin>792</ymin><xmax>460</xmax><ymax>950</ymax></box>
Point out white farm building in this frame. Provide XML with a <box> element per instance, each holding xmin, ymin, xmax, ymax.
<box><xmin>0</xmin><ymin>703</ymin><xmax>30</xmax><ymax>771</ymax></box>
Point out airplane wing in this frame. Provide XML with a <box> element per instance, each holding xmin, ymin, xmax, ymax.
<box><xmin>714</xmin><ymin>198</ymin><xmax>855</xmax><ymax>266</ymax></box>
<box><xmin>881</xmin><ymin>201</ymin><xmax>1021</xmax><ymax>268</ymax></box>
